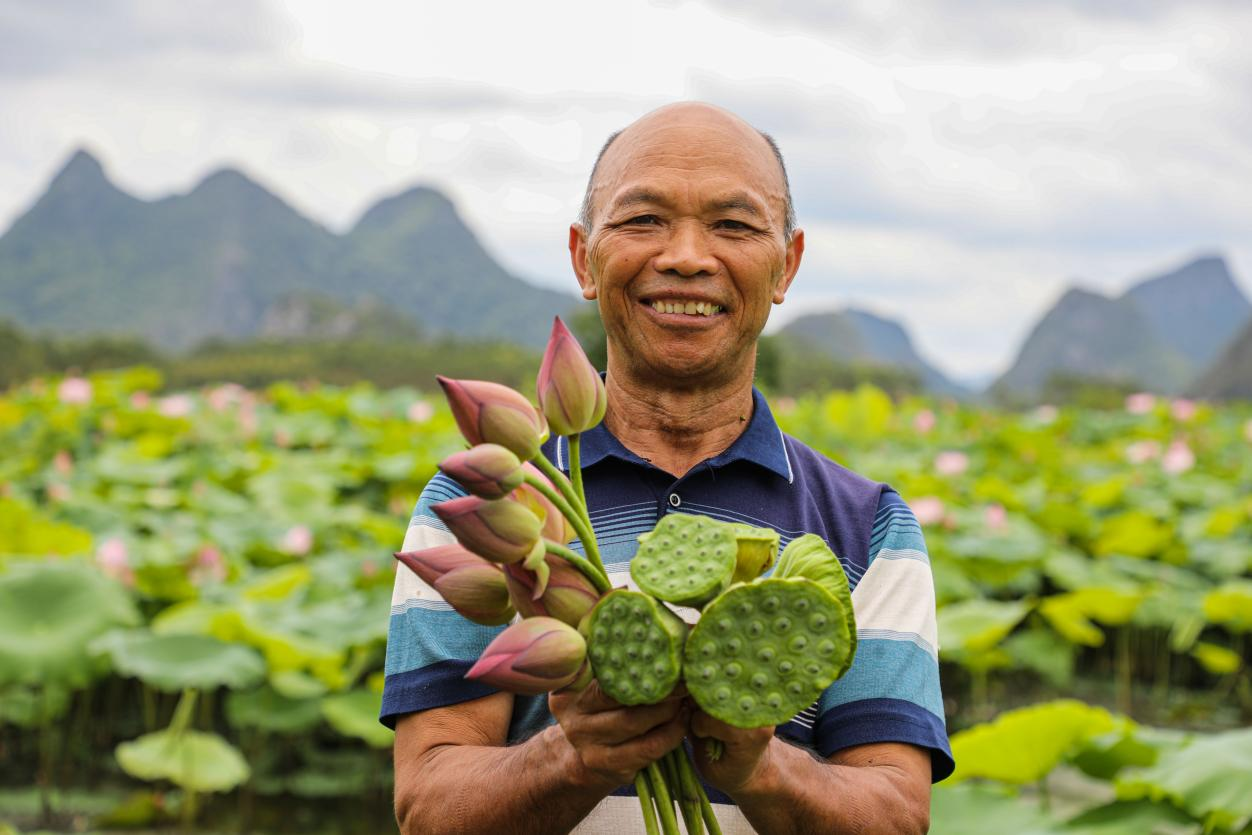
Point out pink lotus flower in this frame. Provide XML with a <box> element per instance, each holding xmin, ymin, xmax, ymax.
<box><xmin>913</xmin><ymin>409</ymin><xmax>936</xmax><ymax>433</ymax></box>
<box><xmin>1125</xmin><ymin>392</ymin><xmax>1156</xmax><ymax>415</ymax></box>
<box><xmin>1161</xmin><ymin>440</ymin><xmax>1195</xmax><ymax>474</ymax></box>
<box><xmin>1125</xmin><ymin>440</ymin><xmax>1162</xmax><ymax>464</ymax></box>
<box><xmin>537</xmin><ymin>317</ymin><xmax>606</xmax><ymax>437</ymax></box>
<box><xmin>984</xmin><ymin>504</ymin><xmax>1007</xmax><ymax>530</ymax></box>
<box><xmin>774</xmin><ymin>397</ymin><xmax>797</xmax><ymax>415</ymax></box>
<box><xmin>935</xmin><ymin>451</ymin><xmax>969</xmax><ymax>476</ymax></box>
<box><xmin>511</xmin><ymin>463</ymin><xmax>576</xmax><ymax>545</ymax></box>
<box><xmin>1033</xmin><ymin>405</ymin><xmax>1059</xmax><ymax>424</ymax></box>
<box><xmin>1245</xmin><ymin>420</ymin><xmax>1252</xmax><ymax>443</ymax></box>
<box><xmin>395</xmin><ymin>545</ymin><xmax>516</xmax><ymax>626</ymax></box>
<box><xmin>433</xmin><ymin>495</ymin><xmax>543</xmax><ymax>565</ymax></box>
<box><xmin>465</xmin><ymin>617</ymin><xmax>587</xmax><ymax>695</ymax></box>
<box><xmin>158</xmin><ymin>394</ymin><xmax>194</xmax><ymax>418</ymax></box>
<box><xmin>96</xmin><ymin>537</ymin><xmax>135</xmax><ymax>586</ymax></box>
<box><xmin>58</xmin><ymin>377</ymin><xmax>92</xmax><ymax>405</ymax></box>
<box><xmin>440</xmin><ymin>444</ymin><xmax>525</xmax><ymax>500</ymax></box>
<box><xmin>190</xmin><ymin>545</ymin><xmax>227</xmax><ymax>584</ymax></box>
<box><xmin>437</xmin><ymin>377</ymin><xmax>548</xmax><ymax>461</ymax></box>
<box><xmin>505</xmin><ymin>555</ymin><xmax>600</xmax><ymax>626</ymax></box>
<box><xmin>53</xmin><ymin>450</ymin><xmax>73</xmax><ymax>475</ymax></box>
<box><xmin>130</xmin><ymin>391</ymin><xmax>152</xmax><ymax>409</ymax></box>
<box><xmin>208</xmin><ymin>383</ymin><xmax>246</xmax><ymax>412</ymax></box>
<box><xmin>407</xmin><ymin>400</ymin><xmax>434</xmax><ymax>423</ymax></box>
<box><xmin>1170</xmin><ymin>399</ymin><xmax>1197</xmax><ymax>422</ymax></box>
<box><xmin>280</xmin><ymin>525</ymin><xmax>313</xmax><ymax>556</ymax></box>
<box><xmin>912</xmin><ymin>497</ymin><xmax>946</xmax><ymax>527</ymax></box>
<box><xmin>46</xmin><ymin>483</ymin><xmax>71</xmax><ymax>503</ymax></box>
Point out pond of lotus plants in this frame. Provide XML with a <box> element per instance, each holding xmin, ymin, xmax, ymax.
<box><xmin>0</xmin><ymin>369</ymin><xmax>1249</xmax><ymax>833</ymax></box>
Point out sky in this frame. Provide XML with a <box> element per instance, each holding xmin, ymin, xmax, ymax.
<box><xmin>2</xmin><ymin>0</ymin><xmax>1251</xmax><ymax>384</ymax></box>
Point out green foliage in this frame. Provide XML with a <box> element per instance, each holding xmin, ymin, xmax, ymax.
<box><xmin>116</xmin><ymin>729</ymin><xmax>250</xmax><ymax>793</ymax></box>
<box><xmin>1117</xmin><ymin>727</ymin><xmax>1252</xmax><ymax>832</ymax></box>
<box><xmin>91</xmin><ymin>630</ymin><xmax>266</xmax><ymax>692</ymax></box>
<box><xmin>948</xmin><ymin>700</ymin><xmax>1117</xmax><ymax>784</ymax></box>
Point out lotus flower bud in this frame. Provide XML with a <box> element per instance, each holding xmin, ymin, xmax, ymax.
<box><xmin>728</xmin><ymin>522</ymin><xmax>780</xmax><ymax>584</ymax></box>
<box><xmin>511</xmin><ymin>463</ymin><xmax>577</xmax><ymax>545</ymax></box>
<box><xmin>437</xmin><ymin>377</ymin><xmax>548</xmax><ymax>461</ymax></box>
<box><xmin>433</xmin><ymin>495</ymin><xmax>542</xmax><ymax>564</ymax></box>
<box><xmin>465</xmin><ymin>616</ymin><xmax>587</xmax><ymax>695</ymax></box>
<box><xmin>394</xmin><ymin>545</ymin><xmax>515</xmax><ymax>626</ymax></box>
<box><xmin>440</xmin><ymin>443</ymin><xmax>525</xmax><ymax>499</ymax></box>
<box><xmin>505</xmin><ymin>554</ymin><xmax>600</xmax><ymax>627</ymax></box>
<box><xmin>536</xmin><ymin>317</ymin><xmax>607</xmax><ymax>436</ymax></box>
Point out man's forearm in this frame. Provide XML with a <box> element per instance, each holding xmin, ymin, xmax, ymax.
<box><xmin>395</xmin><ymin>724</ymin><xmax>610</xmax><ymax>835</ymax></box>
<box><xmin>730</xmin><ymin>739</ymin><xmax>930</xmax><ymax>835</ymax></box>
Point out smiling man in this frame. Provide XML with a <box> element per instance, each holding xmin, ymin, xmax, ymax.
<box><xmin>386</xmin><ymin>102</ymin><xmax>952</xmax><ymax>834</ymax></box>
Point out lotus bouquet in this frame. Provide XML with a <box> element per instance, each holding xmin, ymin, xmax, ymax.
<box><xmin>395</xmin><ymin>317</ymin><xmax>858</xmax><ymax>835</ymax></box>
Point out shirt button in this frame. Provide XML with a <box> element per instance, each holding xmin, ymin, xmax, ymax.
<box><xmin>668</xmin><ymin>493</ymin><xmax>681</xmax><ymax>508</ymax></box>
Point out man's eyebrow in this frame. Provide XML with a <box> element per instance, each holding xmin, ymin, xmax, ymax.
<box><xmin>607</xmin><ymin>188</ymin><xmax>668</xmax><ymax>213</ymax></box>
<box><xmin>708</xmin><ymin>193</ymin><xmax>764</xmax><ymax>217</ymax></box>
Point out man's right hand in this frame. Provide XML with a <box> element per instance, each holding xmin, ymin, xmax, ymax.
<box><xmin>549</xmin><ymin>680</ymin><xmax>690</xmax><ymax>791</ymax></box>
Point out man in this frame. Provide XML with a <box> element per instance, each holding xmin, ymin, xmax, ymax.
<box><xmin>382</xmin><ymin>102</ymin><xmax>952</xmax><ymax>834</ymax></box>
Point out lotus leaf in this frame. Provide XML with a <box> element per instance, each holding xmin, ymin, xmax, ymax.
<box><xmin>1059</xmin><ymin>799</ymin><xmax>1200</xmax><ymax>835</ymax></box>
<box><xmin>1202</xmin><ymin>582</ymin><xmax>1252</xmax><ymax>633</ymax></box>
<box><xmin>91</xmin><ymin>630</ymin><xmax>265</xmax><ymax>692</ymax></box>
<box><xmin>116</xmin><ymin>729</ymin><xmax>250</xmax><ymax>793</ymax></box>
<box><xmin>930</xmin><ymin>783</ymin><xmax>1059</xmax><ymax>835</ymax></box>
<box><xmin>1190</xmin><ymin>641</ymin><xmax>1241</xmax><ymax>676</ymax></box>
<box><xmin>1093</xmin><ymin>511</ymin><xmax>1173</xmax><ymax>559</ymax></box>
<box><xmin>937</xmin><ymin>598</ymin><xmax>1030</xmax><ymax>656</ymax></box>
<box><xmin>321</xmin><ymin>689</ymin><xmax>394</xmax><ymax>748</ymax></box>
<box><xmin>270</xmin><ymin>669</ymin><xmax>330</xmax><ymax>699</ymax></box>
<box><xmin>226</xmin><ymin>686</ymin><xmax>323</xmax><ymax>733</ymax></box>
<box><xmin>1116</xmin><ymin>727</ymin><xmax>1252</xmax><ymax>833</ymax></box>
<box><xmin>1071</xmin><ymin>724</ymin><xmax>1187</xmax><ymax>781</ymax></box>
<box><xmin>0</xmin><ymin>498</ymin><xmax>93</xmax><ymax>557</ymax></box>
<box><xmin>0</xmin><ymin>563</ymin><xmax>139</xmax><ymax>687</ymax></box>
<box><xmin>1003</xmin><ymin>628</ymin><xmax>1075</xmax><ymax>687</ymax></box>
<box><xmin>949</xmin><ymin>700</ymin><xmax>1116</xmax><ymax>784</ymax></box>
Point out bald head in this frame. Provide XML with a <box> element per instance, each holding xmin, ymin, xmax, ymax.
<box><xmin>577</xmin><ymin>103</ymin><xmax>796</xmax><ymax>239</ymax></box>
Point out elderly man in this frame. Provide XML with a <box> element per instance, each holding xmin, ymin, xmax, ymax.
<box><xmin>383</xmin><ymin>102</ymin><xmax>952</xmax><ymax>834</ymax></box>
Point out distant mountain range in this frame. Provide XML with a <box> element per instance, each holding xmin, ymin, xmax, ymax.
<box><xmin>992</xmin><ymin>256</ymin><xmax>1251</xmax><ymax>397</ymax></box>
<box><xmin>0</xmin><ymin>149</ymin><xmax>577</xmax><ymax>350</ymax></box>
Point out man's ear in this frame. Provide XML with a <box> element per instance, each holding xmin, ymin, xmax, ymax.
<box><xmin>569</xmin><ymin>224</ymin><xmax>597</xmax><ymax>301</ymax></box>
<box><xmin>773</xmin><ymin>228</ymin><xmax>804</xmax><ymax>304</ymax></box>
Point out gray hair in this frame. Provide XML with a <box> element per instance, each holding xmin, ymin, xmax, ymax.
<box><xmin>576</xmin><ymin>127</ymin><xmax>797</xmax><ymax>240</ymax></box>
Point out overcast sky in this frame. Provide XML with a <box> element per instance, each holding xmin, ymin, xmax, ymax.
<box><xmin>3</xmin><ymin>0</ymin><xmax>1250</xmax><ymax>382</ymax></box>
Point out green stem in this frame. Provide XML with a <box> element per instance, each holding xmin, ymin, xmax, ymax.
<box><xmin>524</xmin><ymin>468</ymin><xmax>606</xmax><ymax>579</ymax></box>
<box><xmin>676</xmin><ymin>748</ymin><xmax>721</xmax><ymax>835</ymax></box>
<box><xmin>668</xmin><ymin>750</ymin><xmax>702</xmax><ymax>835</ymax></box>
<box><xmin>544</xmin><ymin>540</ymin><xmax>611</xmax><ymax>594</ymax></box>
<box><xmin>569</xmin><ymin>433</ymin><xmax>588</xmax><ymax>514</ymax></box>
<box><xmin>647</xmin><ymin>761</ymin><xmax>681</xmax><ymax>835</ymax></box>
<box><xmin>635</xmin><ymin>771</ymin><xmax>661</xmax><ymax>835</ymax></box>
<box><xmin>169</xmin><ymin>688</ymin><xmax>199</xmax><ymax>737</ymax></box>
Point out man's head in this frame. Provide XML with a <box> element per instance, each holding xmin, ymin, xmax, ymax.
<box><xmin>568</xmin><ymin>102</ymin><xmax>804</xmax><ymax>390</ymax></box>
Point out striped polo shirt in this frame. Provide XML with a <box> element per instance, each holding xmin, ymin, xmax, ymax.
<box><xmin>381</xmin><ymin>389</ymin><xmax>953</xmax><ymax>832</ymax></box>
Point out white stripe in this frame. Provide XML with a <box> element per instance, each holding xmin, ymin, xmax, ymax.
<box><xmin>873</xmin><ymin>547</ymin><xmax>929</xmax><ymax>565</ymax></box>
<box><xmin>572</xmin><ymin>795</ymin><xmax>753</xmax><ymax>834</ymax></box>
<box><xmin>778</xmin><ymin>427</ymin><xmax>794</xmax><ymax>484</ymax></box>
<box><xmin>850</xmin><ymin>557</ymin><xmax>939</xmax><ymax>652</ymax></box>
<box><xmin>391</xmin><ymin>524</ymin><xmax>456</xmax><ymax>608</ymax></box>
<box><xmin>858</xmin><ymin>628</ymin><xmax>937</xmax><ymax>658</ymax></box>
<box><xmin>557</xmin><ymin>436</ymin><xmax>566</xmax><ymax>470</ymax></box>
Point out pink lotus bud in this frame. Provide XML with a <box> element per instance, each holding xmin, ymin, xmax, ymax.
<box><xmin>1125</xmin><ymin>440</ymin><xmax>1162</xmax><ymax>464</ymax></box>
<box><xmin>1170</xmin><ymin>399</ymin><xmax>1197</xmax><ymax>422</ymax></box>
<box><xmin>935</xmin><ymin>451</ymin><xmax>968</xmax><ymax>476</ymax></box>
<box><xmin>158</xmin><ymin>394</ymin><xmax>194</xmax><ymax>418</ymax></box>
<box><xmin>433</xmin><ymin>496</ymin><xmax>542</xmax><ymax>564</ymax></box>
<box><xmin>505</xmin><ymin>554</ymin><xmax>600</xmax><ymax>627</ymax></box>
<box><xmin>912</xmin><ymin>496</ymin><xmax>946</xmax><ymax>527</ymax></box>
<box><xmin>395</xmin><ymin>544</ymin><xmax>517</xmax><ymax>625</ymax></box>
<box><xmin>913</xmin><ymin>409</ymin><xmax>936</xmax><ymax>433</ymax></box>
<box><xmin>1161</xmin><ymin>440</ymin><xmax>1195</xmax><ymax>474</ymax></box>
<box><xmin>984</xmin><ymin>504</ymin><xmax>1007</xmax><ymax>530</ymax></box>
<box><xmin>437</xmin><ymin>377</ymin><xmax>548</xmax><ymax>461</ymax></box>
<box><xmin>280</xmin><ymin>525</ymin><xmax>313</xmax><ymax>556</ymax></box>
<box><xmin>58</xmin><ymin>377</ymin><xmax>92</xmax><ymax>405</ymax></box>
<box><xmin>536</xmin><ymin>317</ymin><xmax>606</xmax><ymax>436</ymax></box>
<box><xmin>440</xmin><ymin>444</ymin><xmax>525</xmax><ymax>499</ymax></box>
<box><xmin>407</xmin><ymin>400</ymin><xmax>434</xmax><ymax>423</ymax></box>
<box><xmin>511</xmin><ymin>463</ymin><xmax>577</xmax><ymax>544</ymax></box>
<box><xmin>1125</xmin><ymin>392</ymin><xmax>1156</xmax><ymax>415</ymax></box>
<box><xmin>465</xmin><ymin>617</ymin><xmax>587</xmax><ymax>695</ymax></box>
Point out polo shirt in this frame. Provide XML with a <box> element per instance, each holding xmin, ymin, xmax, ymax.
<box><xmin>381</xmin><ymin>389</ymin><xmax>953</xmax><ymax>831</ymax></box>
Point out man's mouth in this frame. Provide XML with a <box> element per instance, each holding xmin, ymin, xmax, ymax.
<box><xmin>643</xmin><ymin>298</ymin><xmax>724</xmax><ymax>317</ymax></box>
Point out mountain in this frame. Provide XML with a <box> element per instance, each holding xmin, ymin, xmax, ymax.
<box><xmin>257</xmin><ymin>292</ymin><xmax>424</xmax><ymax>342</ymax></box>
<box><xmin>992</xmin><ymin>256</ymin><xmax>1250</xmax><ymax>398</ymax></box>
<box><xmin>0</xmin><ymin>149</ymin><xmax>577</xmax><ymax>350</ymax></box>
<box><xmin>1190</xmin><ymin>319</ymin><xmax>1252</xmax><ymax>399</ymax></box>
<box><xmin>778</xmin><ymin>308</ymin><xmax>968</xmax><ymax>397</ymax></box>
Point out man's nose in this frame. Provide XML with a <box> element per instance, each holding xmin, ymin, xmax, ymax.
<box><xmin>652</xmin><ymin>221</ymin><xmax>719</xmax><ymax>277</ymax></box>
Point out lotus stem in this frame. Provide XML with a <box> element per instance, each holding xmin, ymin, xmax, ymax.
<box><xmin>635</xmin><ymin>771</ymin><xmax>661</xmax><ymax>835</ymax></box>
<box><xmin>169</xmin><ymin>688</ymin><xmax>199</xmax><ymax>738</ymax></box>
<box><xmin>667</xmin><ymin>750</ymin><xmax>702</xmax><ymax>835</ymax></box>
<box><xmin>544</xmin><ymin>540</ymin><xmax>611</xmax><ymax>594</ymax></box>
<box><xmin>676</xmin><ymin>749</ymin><xmax>723</xmax><ymax>835</ymax></box>
<box><xmin>569</xmin><ymin>433</ymin><xmax>588</xmax><ymax>517</ymax></box>
<box><xmin>524</xmin><ymin>467</ymin><xmax>606</xmax><ymax>579</ymax></box>
<box><xmin>647</xmin><ymin>760</ymin><xmax>681</xmax><ymax>835</ymax></box>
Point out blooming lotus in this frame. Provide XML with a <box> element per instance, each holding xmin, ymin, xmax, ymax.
<box><xmin>395</xmin><ymin>545</ymin><xmax>515</xmax><ymax>626</ymax></box>
<box><xmin>504</xmin><ymin>555</ymin><xmax>599</xmax><ymax>626</ymax></box>
<box><xmin>536</xmin><ymin>316</ymin><xmax>606</xmax><ymax>436</ymax></box>
<box><xmin>440</xmin><ymin>444</ymin><xmax>525</xmax><ymax>499</ymax></box>
<box><xmin>465</xmin><ymin>617</ymin><xmax>587</xmax><ymax>695</ymax></box>
<box><xmin>433</xmin><ymin>495</ymin><xmax>543</xmax><ymax>565</ymax></box>
<box><xmin>437</xmin><ymin>376</ymin><xmax>548</xmax><ymax>461</ymax></box>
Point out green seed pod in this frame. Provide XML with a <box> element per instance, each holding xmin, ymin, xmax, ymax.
<box><xmin>727</xmin><ymin>522</ymin><xmax>780</xmax><ymax>584</ymax></box>
<box><xmin>632</xmin><ymin>514</ymin><xmax>737</xmax><ymax>607</ymax></box>
<box><xmin>773</xmin><ymin>534</ymin><xmax>857</xmax><ymax>675</ymax></box>
<box><xmin>586</xmin><ymin>590</ymin><xmax>687</xmax><ymax>705</ymax></box>
<box><xmin>685</xmin><ymin>577</ymin><xmax>853</xmax><ymax>728</ymax></box>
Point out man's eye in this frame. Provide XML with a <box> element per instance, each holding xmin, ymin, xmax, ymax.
<box><xmin>715</xmin><ymin>219</ymin><xmax>752</xmax><ymax>231</ymax></box>
<box><xmin>624</xmin><ymin>215</ymin><xmax>660</xmax><ymax>226</ymax></box>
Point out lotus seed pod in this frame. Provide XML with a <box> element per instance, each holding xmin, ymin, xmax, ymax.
<box><xmin>632</xmin><ymin>514</ymin><xmax>737</xmax><ymax>607</ymax></box>
<box><xmin>586</xmin><ymin>590</ymin><xmax>687</xmax><ymax>705</ymax></box>
<box><xmin>685</xmin><ymin>577</ymin><xmax>853</xmax><ymax>728</ymax></box>
<box><xmin>727</xmin><ymin>522</ymin><xmax>780</xmax><ymax>584</ymax></box>
<box><xmin>773</xmin><ymin>534</ymin><xmax>857</xmax><ymax>674</ymax></box>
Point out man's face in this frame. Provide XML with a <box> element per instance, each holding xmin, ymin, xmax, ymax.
<box><xmin>570</xmin><ymin>106</ymin><xmax>804</xmax><ymax>389</ymax></box>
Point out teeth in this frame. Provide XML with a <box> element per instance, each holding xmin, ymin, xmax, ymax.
<box><xmin>649</xmin><ymin>300</ymin><xmax>723</xmax><ymax>316</ymax></box>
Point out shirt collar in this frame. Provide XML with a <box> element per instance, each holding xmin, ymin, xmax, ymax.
<box><xmin>550</xmin><ymin>387</ymin><xmax>794</xmax><ymax>483</ymax></box>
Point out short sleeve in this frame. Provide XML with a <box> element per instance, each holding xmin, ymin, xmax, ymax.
<box><xmin>813</xmin><ymin>489</ymin><xmax>955</xmax><ymax>782</ymax></box>
<box><xmin>379</xmin><ymin>473</ymin><xmax>506</xmax><ymax>729</ymax></box>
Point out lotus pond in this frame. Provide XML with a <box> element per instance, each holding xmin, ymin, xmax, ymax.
<box><xmin>1</xmin><ymin>370</ymin><xmax>1249</xmax><ymax>833</ymax></box>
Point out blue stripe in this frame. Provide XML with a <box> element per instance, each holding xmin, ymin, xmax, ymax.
<box><xmin>384</xmin><ymin>607</ymin><xmax>502</xmax><ymax>676</ymax></box>
<box><xmin>380</xmin><ymin>660</ymin><xmax>498</xmax><ymax>728</ymax></box>
<box><xmin>818</xmin><ymin>637</ymin><xmax>944</xmax><ymax>718</ymax></box>
<box><xmin>814</xmin><ymin>697</ymin><xmax>954</xmax><ymax>783</ymax></box>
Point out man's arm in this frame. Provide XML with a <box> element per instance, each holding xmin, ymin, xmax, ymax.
<box><xmin>692</xmin><ymin>711</ymin><xmax>932</xmax><ymax>835</ymax></box>
<box><xmin>394</xmin><ymin>684</ymin><xmax>690</xmax><ymax>835</ymax></box>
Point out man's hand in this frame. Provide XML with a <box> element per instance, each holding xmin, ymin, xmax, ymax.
<box><xmin>549</xmin><ymin>680</ymin><xmax>691</xmax><ymax>792</ymax></box>
<box><xmin>689</xmin><ymin>707</ymin><xmax>776</xmax><ymax>796</ymax></box>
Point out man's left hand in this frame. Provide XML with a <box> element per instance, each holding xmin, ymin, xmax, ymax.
<box><xmin>689</xmin><ymin>707</ymin><xmax>776</xmax><ymax>797</ymax></box>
